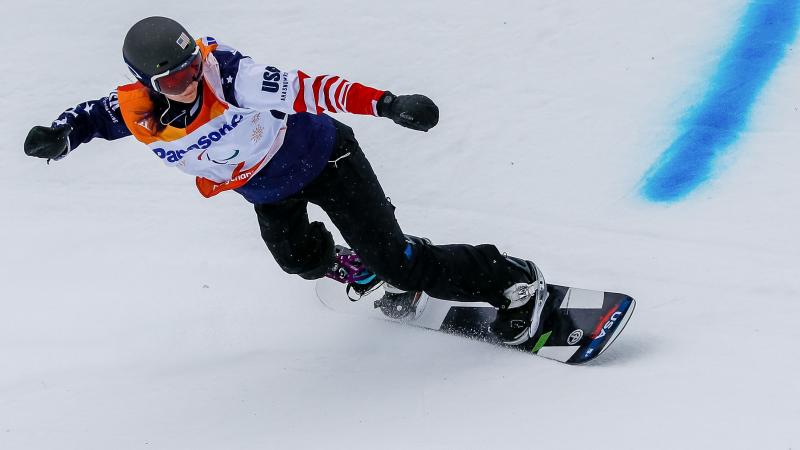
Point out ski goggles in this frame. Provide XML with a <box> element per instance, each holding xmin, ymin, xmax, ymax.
<box><xmin>150</xmin><ymin>46</ymin><xmax>203</xmax><ymax>95</ymax></box>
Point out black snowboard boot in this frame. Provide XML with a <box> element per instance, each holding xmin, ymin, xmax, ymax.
<box><xmin>490</xmin><ymin>260</ymin><xmax>550</xmax><ymax>345</ymax></box>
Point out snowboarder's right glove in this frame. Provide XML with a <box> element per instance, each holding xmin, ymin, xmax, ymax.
<box><xmin>24</xmin><ymin>124</ymin><xmax>72</xmax><ymax>160</ymax></box>
<box><xmin>377</xmin><ymin>92</ymin><xmax>439</xmax><ymax>132</ymax></box>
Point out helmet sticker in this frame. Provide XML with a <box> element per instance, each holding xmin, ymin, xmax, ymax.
<box><xmin>176</xmin><ymin>32</ymin><xmax>191</xmax><ymax>49</ymax></box>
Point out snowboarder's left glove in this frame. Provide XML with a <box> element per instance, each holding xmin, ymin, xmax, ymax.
<box><xmin>377</xmin><ymin>92</ymin><xmax>439</xmax><ymax>132</ymax></box>
<box><xmin>24</xmin><ymin>124</ymin><xmax>72</xmax><ymax>160</ymax></box>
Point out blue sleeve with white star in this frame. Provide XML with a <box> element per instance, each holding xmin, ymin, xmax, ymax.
<box><xmin>52</xmin><ymin>91</ymin><xmax>132</xmax><ymax>154</ymax></box>
<box><xmin>213</xmin><ymin>47</ymin><xmax>248</xmax><ymax>107</ymax></box>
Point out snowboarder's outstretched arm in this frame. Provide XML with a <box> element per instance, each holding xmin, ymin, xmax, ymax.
<box><xmin>229</xmin><ymin>53</ymin><xmax>439</xmax><ymax>132</ymax></box>
<box><xmin>24</xmin><ymin>91</ymin><xmax>132</xmax><ymax>160</ymax></box>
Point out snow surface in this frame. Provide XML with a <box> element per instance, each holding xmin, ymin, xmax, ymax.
<box><xmin>2</xmin><ymin>1</ymin><xmax>800</xmax><ymax>449</ymax></box>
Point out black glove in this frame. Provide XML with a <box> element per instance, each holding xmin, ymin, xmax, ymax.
<box><xmin>24</xmin><ymin>124</ymin><xmax>72</xmax><ymax>160</ymax></box>
<box><xmin>377</xmin><ymin>92</ymin><xmax>439</xmax><ymax>132</ymax></box>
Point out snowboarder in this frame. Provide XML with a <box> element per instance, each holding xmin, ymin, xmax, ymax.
<box><xmin>23</xmin><ymin>16</ymin><xmax>548</xmax><ymax>345</ymax></box>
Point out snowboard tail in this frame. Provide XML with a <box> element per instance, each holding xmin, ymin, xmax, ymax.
<box><xmin>315</xmin><ymin>279</ymin><xmax>635</xmax><ymax>365</ymax></box>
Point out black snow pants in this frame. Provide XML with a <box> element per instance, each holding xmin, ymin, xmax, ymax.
<box><xmin>253</xmin><ymin>119</ymin><xmax>536</xmax><ymax>307</ymax></box>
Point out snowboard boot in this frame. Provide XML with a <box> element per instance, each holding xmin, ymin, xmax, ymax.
<box><xmin>490</xmin><ymin>260</ymin><xmax>550</xmax><ymax>345</ymax></box>
<box><xmin>325</xmin><ymin>245</ymin><xmax>382</xmax><ymax>300</ymax></box>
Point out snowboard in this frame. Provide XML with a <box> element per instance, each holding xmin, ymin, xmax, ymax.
<box><xmin>315</xmin><ymin>278</ymin><xmax>635</xmax><ymax>365</ymax></box>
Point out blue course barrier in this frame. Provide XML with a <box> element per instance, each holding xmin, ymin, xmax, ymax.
<box><xmin>641</xmin><ymin>0</ymin><xmax>800</xmax><ymax>203</ymax></box>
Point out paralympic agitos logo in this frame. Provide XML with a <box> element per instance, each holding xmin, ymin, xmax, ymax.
<box><xmin>152</xmin><ymin>114</ymin><xmax>245</xmax><ymax>163</ymax></box>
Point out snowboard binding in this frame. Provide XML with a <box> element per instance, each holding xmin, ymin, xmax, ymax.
<box><xmin>374</xmin><ymin>287</ymin><xmax>426</xmax><ymax>320</ymax></box>
<box><xmin>324</xmin><ymin>245</ymin><xmax>427</xmax><ymax>319</ymax></box>
<box><xmin>325</xmin><ymin>246</ymin><xmax>382</xmax><ymax>301</ymax></box>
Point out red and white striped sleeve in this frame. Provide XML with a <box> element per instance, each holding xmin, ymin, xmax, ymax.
<box><xmin>232</xmin><ymin>57</ymin><xmax>385</xmax><ymax>117</ymax></box>
<box><xmin>292</xmin><ymin>71</ymin><xmax>385</xmax><ymax>116</ymax></box>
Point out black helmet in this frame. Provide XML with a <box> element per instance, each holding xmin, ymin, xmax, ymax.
<box><xmin>123</xmin><ymin>17</ymin><xmax>200</xmax><ymax>93</ymax></box>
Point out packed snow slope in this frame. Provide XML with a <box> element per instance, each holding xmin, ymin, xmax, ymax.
<box><xmin>2</xmin><ymin>1</ymin><xmax>799</xmax><ymax>449</ymax></box>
